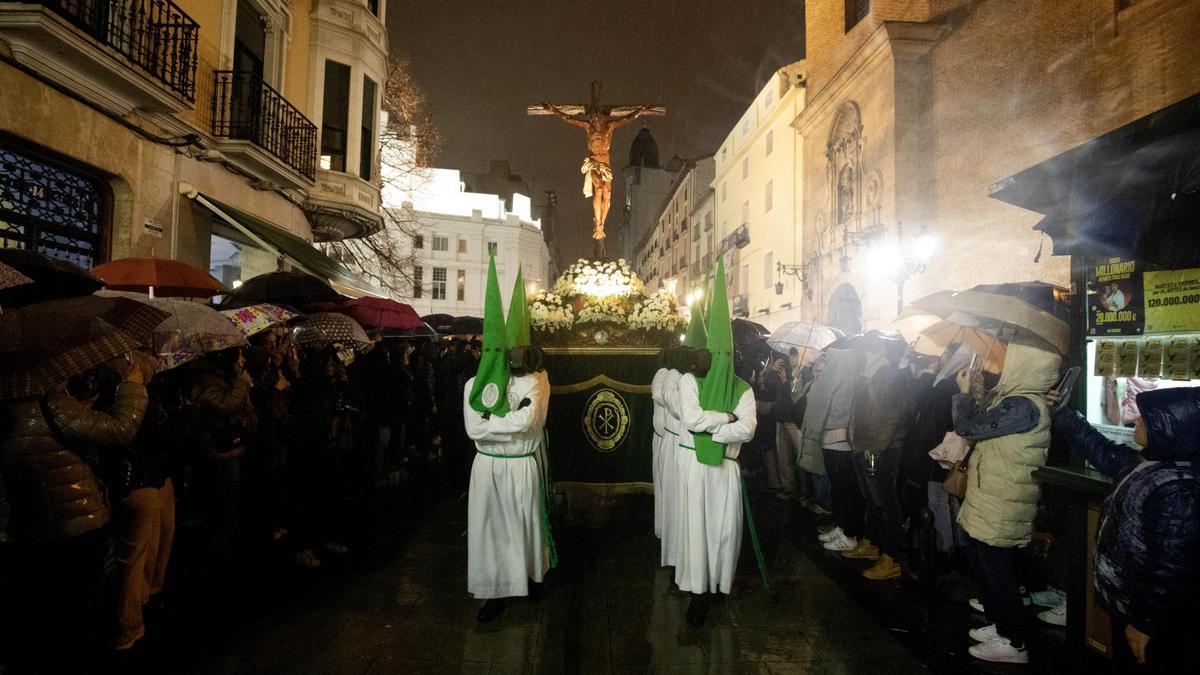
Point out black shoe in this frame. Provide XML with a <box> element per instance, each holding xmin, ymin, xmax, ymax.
<box><xmin>686</xmin><ymin>594</ymin><xmax>709</xmax><ymax>627</ymax></box>
<box><xmin>477</xmin><ymin>598</ymin><xmax>506</xmax><ymax>623</ymax></box>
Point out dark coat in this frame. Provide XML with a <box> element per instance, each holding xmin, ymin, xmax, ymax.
<box><xmin>1052</xmin><ymin>388</ymin><xmax>1200</xmax><ymax>636</ymax></box>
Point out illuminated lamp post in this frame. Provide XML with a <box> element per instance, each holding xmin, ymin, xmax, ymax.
<box><xmin>862</xmin><ymin>222</ymin><xmax>938</xmax><ymax>314</ymax></box>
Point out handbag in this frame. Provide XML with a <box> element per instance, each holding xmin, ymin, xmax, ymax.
<box><xmin>942</xmin><ymin>443</ymin><xmax>976</xmax><ymax>499</ymax></box>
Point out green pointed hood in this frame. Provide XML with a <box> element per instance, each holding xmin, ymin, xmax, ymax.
<box><xmin>693</xmin><ymin>256</ymin><xmax>750</xmax><ymax>466</ymax></box>
<box><xmin>683</xmin><ymin>294</ymin><xmax>707</xmax><ymax>348</ymax></box>
<box><xmin>468</xmin><ymin>254</ymin><xmax>510</xmax><ymax>416</ymax></box>
<box><xmin>506</xmin><ymin>266</ymin><xmax>531</xmax><ymax>349</ymax></box>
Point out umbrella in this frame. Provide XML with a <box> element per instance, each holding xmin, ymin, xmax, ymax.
<box><xmin>0</xmin><ymin>261</ymin><xmax>33</xmax><ymax>291</ymax></box>
<box><xmin>767</xmin><ymin>321</ymin><xmax>840</xmax><ymax>359</ymax></box>
<box><xmin>946</xmin><ymin>290</ymin><xmax>1070</xmax><ymax>354</ymax></box>
<box><xmin>913</xmin><ymin>315</ymin><xmax>1007</xmax><ymax>374</ymax></box>
<box><xmin>448</xmin><ymin>316</ymin><xmax>484</xmax><ymax>336</ymax></box>
<box><xmin>0</xmin><ymin>249</ymin><xmax>104</xmax><ymax>307</ymax></box>
<box><xmin>0</xmin><ymin>296</ymin><xmax>169</xmax><ymax>399</ymax></box>
<box><xmin>732</xmin><ymin>318</ymin><xmax>770</xmax><ymax>339</ymax></box>
<box><xmin>969</xmin><ymin>281</ymin><xmax>1069</xmax><ymax>317</ymax></box>
<box><xmin>892</xmin><ymin>289</ymin><xmax>959</xmax><ymax>340</ymax></box>
<box><xmin>383</xmin><ymin>322</ymin><xmax>438</xmax><ymax>338</ymax></box>
<box><xmin>98</xmin><ymin>291</ymin><xmax>247</xmax><ymax>370</ymax></box>
<box><xmin>291</xmin><ymin>312</ymin><xmax>370</xmax><ymax>350</ymax></box>
<box><xmin>337</xmin><ymin>297</ymin><xmax>423</xmax><ymax>330</ymax></box>
<box><xmin>92</xmin><ymin>257</ymin><xmax>226</xmax><ymax>298</ymax></box>
<box><xmin>422</xmin><ymin>313</ymin><xmax>455</xmax><ymax>334</ymax></box>
<box><xmin>219</xmin><ymin>271</ymin><xmax>345</xmax><ymax>310</ymax></box>
<box><xmin>220</xmin><ymin>303</ymin><xmax>300</xmax><ymax>338</ymax></box>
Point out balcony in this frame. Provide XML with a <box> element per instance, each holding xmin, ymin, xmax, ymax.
<box><xmin>718</xmin><ymin>224</ymin><xmax>750</xmax><ymax>254</ymax></box>
<box><xmin>211</xmin><ymin>70</ymin><xmax>318</xmax><ymax>188</ymax></box>
<box><xmin>0</xmin><ymin>0</ymin><xmax>199</xmax><ymax>112</ymax></box>
<box><xmin>732</xmin><ymin>294</ymin><xmax>750</xmax><ymax>318</ymax></box>
<box><xmin>305</xmin><ymin>169</ymin><xmax>383</xmax><ymax>241</ymax></box>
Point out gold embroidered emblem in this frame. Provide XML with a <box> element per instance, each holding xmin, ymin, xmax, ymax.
<box><xmin>583</xmin><ymin>388</ymin><xmax>630</xmax><ymax>453</ymax></box>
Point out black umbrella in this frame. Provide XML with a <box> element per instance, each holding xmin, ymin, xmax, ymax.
<box><xmin>219</xmin><ymin>271</ymin><xmax>345</xmax><ymax>310</ymax></box>
<box><xmin>421</xmin><ymin>313</ymin><xmax>455</xmax><ymax>334</ymax></box>
<box><xmin>447</xmin><ymin>316</ymin><xmax>484</xmax><ymax>336</ymax></box>
<box><xmin>383</xmin><ymin>322</ymin><xmax>438</xmax><ymax>338</ymax></box>
<box><xmin>0</xmin><ymin>249</ymin><xmax>104</xmax><ymax>307</ymax></box>
<box><xmin>969</xmin><ymin>281</ymin><xmax>1069</xmax><ymax>318</ymax></box>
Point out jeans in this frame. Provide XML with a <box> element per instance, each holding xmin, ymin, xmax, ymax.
<box><xmin>970</xmin><ymin>537</ymin><xmax>1028</xmax><ymax>646</ymax></box>
<box><xmin>854</xmin><ymin>450</ymin><xmax>903</xmax><ymax>557</ymax></box>
<box><xmin>114</xmin><ymin>479</ymin><xmax>176</xmax><ymax>649</ymax></box>
<box><xmin>926</xmin><ymin>481</ymin><xmax>966</xmax><ymax>553</ymax></box>
<box><xmin>774</xmin><ymin>423</ymin><xmax>801</xmax><ymax>493</ymax></box>
<box><xmin>824</xmin><ymin>448</ymin><xmax>863</xmax><ymax>539</ymax></box>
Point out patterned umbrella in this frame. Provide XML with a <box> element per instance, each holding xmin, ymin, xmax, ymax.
<box><xmin>220</xmin><ymin>303</ymin><xmax>300</xmax><ymax>338</ymax></box>
<box><xmin>92</xmin><ymin>257</ymin><xmax>227</xmax><ymax>298</ymax></box>
<box><xmin>337</xmin><ymin>297</ymin><xmax>423</xmax><ymax>330</ymax></box>
<box><xmin>219</xmin><ymin>271</ymin><xmax>345</xmax><ymax>310</ymax></box>
<box><xmin>291</xmin><ymin>312</ymin><xmax>370</xmax><ymax>350</ymax></box>
<box><xmin>98</xmin><ymin>291</ymin><xmax>248</xmax><ymax>370</ymax></box>
<box><xmin>0</xmin><ymin>249</ymin><xmax>104</xmax><ymax>307</ymax></box>
<box><xmin>0</xmin><ymin>261</ymin><xmax>33</xmax><ymax>291</ymax></box>
<box><xmin>0</xmin><ymin>296</ymin><xmax>169</xmax><ymax>399</ymax></box>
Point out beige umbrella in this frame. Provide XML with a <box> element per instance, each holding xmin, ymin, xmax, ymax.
<box><xmin>914</xmin><ymin>314</ymin><xmax>1007</xmax><ymax>374</ymax></box>
<box><xmin>892</xmin><ymin>289</ymin><xmax>959</xmax><ymax>342</ymax></box>
<box><xmin>946</xmin><ymin>290</ymin><xmax>1069</xmax><ymax>354</ymax></box>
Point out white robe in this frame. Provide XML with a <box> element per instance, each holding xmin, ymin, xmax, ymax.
<box><xmin>464</xmin><ymin>372</ymin><xmax>550</xmax><ymax>599</ymax></box>
<box><xmin>673</xmin><ymin>373</ymin><xmax>757</xmax><ymax>595</ymax></box>
<box><xmin>651</xmin><ymin>368</ymin><xmax>669</xmax><ymax>538</ymax></box>
<box><xmin>659</xmin><ymin>369</ymin><xmax>684</xmax><ymax>567</ymax></box>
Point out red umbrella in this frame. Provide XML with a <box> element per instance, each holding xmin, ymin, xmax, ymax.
<box><xmin>337</xmin><ymin>297</ymin><xmax>423</xmax><ymax>330</ymax></box>
<box><xmin>92</xmin><ymin>257</ymin><xmax>226</xmax><ymax>298</ymax></box>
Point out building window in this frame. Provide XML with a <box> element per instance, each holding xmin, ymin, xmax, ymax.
<box><xmin>742</xmin><ymin>119</ymin><xmax>750</xmax><ymax>137</ymax></box>
<box><xmin>764</xmin><ymin>252</ymin><xmax>773</xmax><ymax>289</ymax></box>
<box><xmin>487</xmin><ymin>241</ymin><xmax>498</xmax><ymax>256</ymax></box>
<box><xmin>739</xmin><ymin>264</ymin><xmax>749</xmax><ymax>295</ymax></box>
<box><xmin>368</xmin><ymin>0</ymin><xmax>380</xmax><ymax>15</ymax></box>
<box><xmin>432</xmin><ymin>235</ymin><xmax>449</xmax><ymax>251</ymax></box>
<box><xmin>741</xmin><ymin>201</ymin><xmax>749</xmax><ymax>226</ymax></box>
<box><xmin>456</xmin><ymin>269</ymin><xmax>466</xmax><ymax>301</ymax></box>
<box><xmin>721</xmin><ymin>182</ymin><xmax>727</xmax><ymax>202</ymax></box>
<box><xmin>432</xmin><ymin>267</ymin><xmax>447</xmax><ymax>299</ymax></box>
<box><xmin>845</xmin><ymin>0</ymin><xmax>869</xmax><ymax>32</ymax></box>
<box><xmin>413</xmin><ymin>234</ymin><xmax>423</xmax><ymax>249</ymax></box>
<box><xmin>360</xmin><ymin>76</ymin><xmax>377</xmax><ymax>179</ymax></box>
<box><xmin>764</xmin><ymin>180</ymin><xmax>774</xmax><ymax>213</ymax></box>
<box><xmin>320</xmin><ymin>60</ymin><xmax>351</xmax><ymax>172</ymax></box>
<box><xmin>457</xmin><ymin>238</ymin><xmax>468</xmax><ymax>254</ymax></box>
<box><xmin>742</xmin><ymin>157</ymin><xmax>749</xmax><ymax>180</ymax></box>
<box><xmin>412</xmin><ymin>265</ymin><xmax>423</xmax><ymax>298</ymax></box>
<box><xmin>0</xmin><ymin>141</ymin><xmax>108</xmax><ymax>268</ymax></box>
<box><xmin>765</xmin><ymin>130</ymin><xmax>774</xmax><ymax>156</ymax></box>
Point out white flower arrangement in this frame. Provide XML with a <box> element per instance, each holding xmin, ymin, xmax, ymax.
<box><xmin>576</xmin><ymin>296</ymin><xmax>628</xmax><ymax>325</ymax></box>
<box><xmin>553</xmin><ymin>258</ymin><xmax>644</xmax><ymax>299</ymax></box>
<box><xmin>529</xmin><ymin>290</ymin><xmax>574</xmax><ymax>332</ymax></box>
<box><xmin>628</xmin><ymin>290</ymin><xmax>686</xmax><ymax>331</ymax></box>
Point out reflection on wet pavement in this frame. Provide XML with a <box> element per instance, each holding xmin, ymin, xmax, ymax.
<box><xmin>187</xmin><ymin>495</ymin><xmax>924</xmax><ymax>674</ymax></box>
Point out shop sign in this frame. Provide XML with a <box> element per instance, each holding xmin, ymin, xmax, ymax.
<box><xmin>1087</xmin><ymin>257</ymin><xmax>1143</xmax><ymax>336</ymax></box>
<box><xmin>1144</xmin><ymin>267</ymin><xmax>1200</xmax><ymax>334</ymax></box>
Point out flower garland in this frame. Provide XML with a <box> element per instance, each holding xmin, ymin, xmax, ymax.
<box><xmin>576</xmin><ymin>296</ymin><xmax>628</xmax><ymax>325</ymax></box>
<box><xmin>553</xmin><ymin>258</ymin><xmax>644</xmax><ymax>299</ymax></box>
<box><xmin>529</xmin><ymin>290</ymin><xmax>574</xmax><ymax>332</ymax></box>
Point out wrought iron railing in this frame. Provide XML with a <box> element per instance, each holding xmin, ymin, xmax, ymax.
<box><xmin>36</xmin><ymin>0</ymin><xmax>199</xmax><ymax>100</ymax></box>
<box><xmin>211</xmin><ymin>70</ymin><xmax>318</xmax><ymax>181</ymax></box>
<box><xmin>718</xmin><ymin>224</ymin><xmax>750</xmax><ymax>254</ymax></box>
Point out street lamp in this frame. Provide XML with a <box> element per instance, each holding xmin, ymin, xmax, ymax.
<box><xmin>775</xmin><ymin>258</ymin><xmax>815</xmax><ymax>298</ymax></box>
<box><xmin>864</xmin><ymin>222</ymin><xmax>938</xmax><ymax>314</ymax></box>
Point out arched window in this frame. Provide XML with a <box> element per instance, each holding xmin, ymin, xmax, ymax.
<box><xmin>827</xmin><ymin>283</ymin><xmax>863</xmax><ymax>337</ymax></box>
<box><xmin>0</xmin><ymin>138</ymin><xmax>108</xmax><ymax>268</ymax></box>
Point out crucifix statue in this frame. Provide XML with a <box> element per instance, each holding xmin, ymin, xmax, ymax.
<box><xmin>530</xmin><ymin>81</ymin><xmax>665</xmax><ymax>259</ymax></box>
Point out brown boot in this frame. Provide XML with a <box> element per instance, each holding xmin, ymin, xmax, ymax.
<box><xmin>863</xmin><ymin>554</ymin><xmax>901</xmax><ymax>580</ymax></box>
<box><xmin>841</xmin><ymin>538</ymin><xmax>881</xmax><ymax>561</ymax></box>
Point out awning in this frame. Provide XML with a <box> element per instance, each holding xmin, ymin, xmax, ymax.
<box><xmin>988</xmin><ymin>91</ymin><xmax>1200</xmax><ymax>264</ymax></box>
<box><xmin>189</xmin><ymin>193</ymin><xmax>385</xmax><ymax>298</ymax></box>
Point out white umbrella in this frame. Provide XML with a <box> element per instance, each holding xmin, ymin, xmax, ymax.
<box><xmin>766</xmin><ymin>321</ymin><xmax>840</xmax><ymax>361</ymax></box>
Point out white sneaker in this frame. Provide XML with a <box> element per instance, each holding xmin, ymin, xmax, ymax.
<box><xmin>1038</xmin><ymin>602</ymin><xmax>1067</xmax><ymax>627</ymax></box>
<box><xmin>822</xmin><ymin>533</ymin><xmax>858</xmax><ymax>552</ymax></box>
<box><xmin>968</xmin><ymin>636</ymin><xmax>1028</xmax><ymax>664</ymax></box>
<box><xmin>969</xmin><ymin>624</ymin><xmax>999</xmax><ymax>642</ymax></box>
<box><xmin>968</xmin><ymin>597</ymin><xmax>985</xmax><ymax>613</ymax></box>
<box><xmin>818</xmin><ymin>527</ymin><xmax>844</xmax><ymax>543</ymax></box>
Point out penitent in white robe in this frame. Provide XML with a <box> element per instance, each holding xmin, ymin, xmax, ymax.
<box><xmin>464</xmin><ymin>372</ymin><xmax>550</xmax><ymax>599</ymax></box>
<box><xmin>673</xmin><ymin>373</ymin><xmax>757</xmax><ymax>595</ymax></box>
<box><xmin>651</xmin><ymin>368</ymin><xmax>669</xmax><ymax>538</ymax></box>
<box><xmin>659</xmin><ymin>369</ymin><xmax>684</xmax><ymax>567</ymax></box>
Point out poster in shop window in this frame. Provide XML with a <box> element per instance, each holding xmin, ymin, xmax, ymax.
<box><xmin>1143</xmin><ymin>267</ymin><xmax>1200</xmax><ymax>334</ymax></box>
<box><xmin>1087</xmin><ymin>257</ymin><xmax>1143</xmax><ymax>336</ymax></box>
<box><xmin>1163</xmin><ymin>338</ymin><xmax>1192</xmax><ymax>381</ymax></box>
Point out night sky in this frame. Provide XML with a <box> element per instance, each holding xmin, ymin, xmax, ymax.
<box><xmin>387</xmin><ymin>0</ymin><xmax>806</xmax><ymax>262</ymax></box>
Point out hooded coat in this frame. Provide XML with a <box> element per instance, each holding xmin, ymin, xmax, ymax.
<box><xmin>956</xmin><ymin>341</ymin><xmax>1060</xmax><ymax>548</ymax></box>
<box><xmin>1052</xmin><ymin>388</ymin><xmax>1200</xmax><ymax>637</ymax></box>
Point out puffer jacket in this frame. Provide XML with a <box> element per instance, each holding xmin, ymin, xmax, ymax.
<box><xmin>849</xmin><ymin>356</ymin><xmax>910</xmax><ymax>453</ymax></box>
<box><xmin>1052</xmin><ymin>387</ymin><xmax>1200</xmax><ymax>637</ymax></box>
<box><xmin>187</xmin><ymin>359</ymin><xmax>256</xmax><ymax>460</ymax></box>
<box><xmin>0</xmin><ymin>382</ymin><xmax>148</xmax><ymax>543</ymax></box>
<box><xmin>956</xmin><ymin>341</ymin><xmax>1061</xmax><ymax>548</ymax></box>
